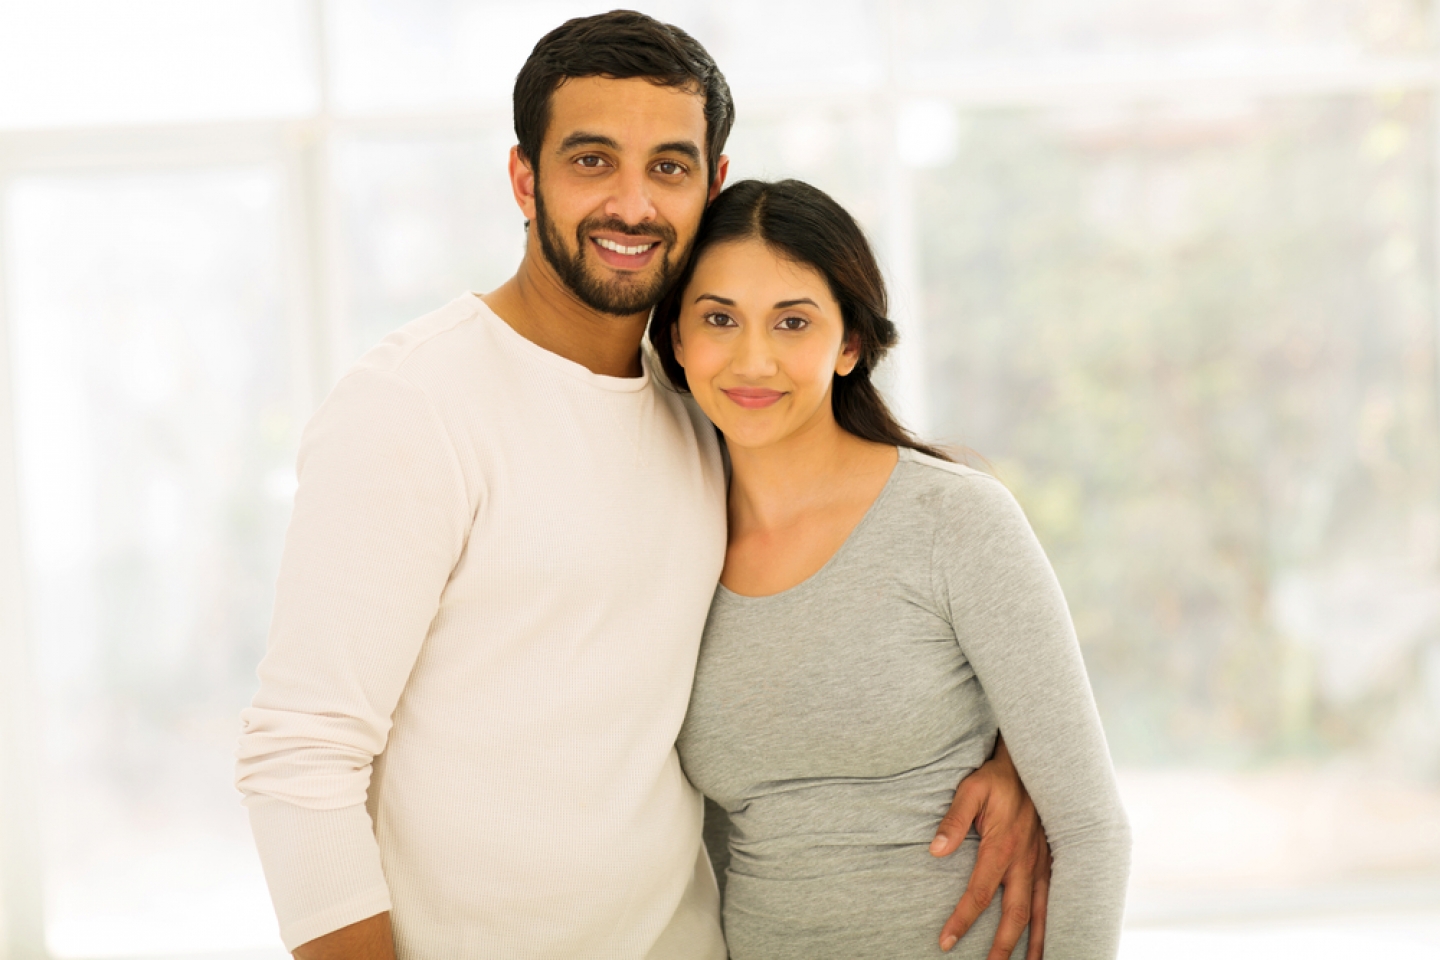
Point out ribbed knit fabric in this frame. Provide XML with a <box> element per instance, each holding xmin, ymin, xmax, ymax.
<box><xmin>235</xmin><ymin>294</ymin><xmax>729</xmax><ymax>958</ymax></box>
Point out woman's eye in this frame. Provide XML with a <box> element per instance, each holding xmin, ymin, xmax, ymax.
<box><xmin>777</xmin><ymin>316</ymin><xmax>809</xmax><ymax>331</ymax></box>
<box><xmin>702</xmin><ymin>311</ymin><xmax>737</xmax><ymax>327</ymax></box>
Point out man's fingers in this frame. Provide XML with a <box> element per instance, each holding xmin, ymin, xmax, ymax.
<box><xmin>940</xmin><ymin>848</ymin><xmax>1036</xmax><ymax>956</ymax></box>
<box><xmin>931</xmin><ymin>782</ymin><xmax>984</xmax><ymax>857</ymax></box>
<box><xmin>1025</xmin><ymin>843</ymin><xmax>1053</xmax><ymax>960</ymax></box>
<box><xmin>983</xmin><ymin>882</ymin><xmax>1031</xmax><ymax>960</ymax></box>
<box><xmin>939</xmin><ymin>885</ymin><xmax>994</xmax><ymax>952</ymax></box>
<box><xmin>937</xmin><ymin>831</ymin><xmax>1014</xmax><ymax>949</ymax></box>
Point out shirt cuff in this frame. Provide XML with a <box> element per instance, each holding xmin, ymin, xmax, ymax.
<box><xmin>245</xmin><ymin>795</ymin><xmax>393</xmax><ymax>951</ymax></box>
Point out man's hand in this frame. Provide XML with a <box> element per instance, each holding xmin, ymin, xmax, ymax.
<box><xmin>929</xmin><ymin>737</ymin><xmax>1052</xmax><ymax>959</ymax></box>
<box><xmin>293</xmin><ymin>912</ymin><xmax>396</xmax><ymax>960</ymax></box>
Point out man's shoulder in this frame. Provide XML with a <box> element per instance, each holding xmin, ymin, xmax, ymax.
<box><xmin>356</xmin><ymin>294</ymin><xmax>489</xmax><ymax>381</ymax></box>
<box><xmin>309</xmin><ymin>294</ymin><xmax>496</xmax><ymax>435</ymax></box>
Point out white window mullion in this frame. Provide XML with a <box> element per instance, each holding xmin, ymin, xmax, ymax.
<box><xmin>0</xmin><ymin>173</ymin><xmax>52</xmax><ymax>960</ymax></box>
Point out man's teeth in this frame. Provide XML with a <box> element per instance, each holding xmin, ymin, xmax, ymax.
<box><xmin>595</xmin><ymin>237</ymin><xmax>657</xmax><ymax>256</ymax></box>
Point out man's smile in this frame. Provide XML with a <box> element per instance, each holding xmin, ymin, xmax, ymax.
<box><xmin>594</xmin><ymin>237</ymin><xmax>658</xmax><ymax>255</ymax></box>
<box><xmin>589</xmin><ymin>233</ymin><xmax>662</xmax><ymax>270</ymax></box>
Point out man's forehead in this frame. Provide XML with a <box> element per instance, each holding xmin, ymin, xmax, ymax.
<box><xmin>545</xmin><ymin>76</ymin><xmax>707</xmax><ymax>151</ymax></box>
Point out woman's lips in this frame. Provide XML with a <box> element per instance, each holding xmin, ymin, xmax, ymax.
<box><xmin>721</xmin><ymin>388</ymin><xmax>785</xmax><ymax>409</ymax></box>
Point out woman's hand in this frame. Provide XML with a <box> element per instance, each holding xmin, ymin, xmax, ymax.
<box><xmin>929</xmin><ymin>735</ymin><xmax>1052</xmax><ymax>959</ymax></box>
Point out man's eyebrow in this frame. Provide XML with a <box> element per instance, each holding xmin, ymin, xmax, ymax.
<box><xmin>557</xmin><ymin>132</ymin><xmax>619</xmax><ymax>153</ymax></box>
<box><xmin>694</xmin><ymin>293</ymin><xmax>735</xmax><ymax>305</ymax></box>
<box><xmin>775</xmin><ymin>298</ymin><xmax>819</xmax><ymax>309</ymax></box>
<box><xmin>654</xmin><ymin>140</ymin><xmax>703</xmax><ymax>164</ymax></box>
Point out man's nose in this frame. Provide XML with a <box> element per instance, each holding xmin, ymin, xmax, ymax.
<box><xmin>604</xmin><ymin>166</ymin><xmax>658</xmax><ymax>228</ymax></box>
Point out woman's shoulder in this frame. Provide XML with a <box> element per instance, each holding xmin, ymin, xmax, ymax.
<box><xmin>896</xmin><ymin>447</ymin><xmax>1013</xmax><ymax>510</ymax></box>
<box><xmin>891</xmin><ymin>447</ymin><xmax>1040</xmax><ymax>551</ymax></box>
<box><xmin>893</xmin><ymin>450</ymin><xmax>1054</xmax><ymax>600</ymax></box>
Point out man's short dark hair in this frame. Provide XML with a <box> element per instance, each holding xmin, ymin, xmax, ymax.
<box><xmin>514</xmin><ymin>10</ymin><xmax>735</xmax><ymax>185</ymax></box>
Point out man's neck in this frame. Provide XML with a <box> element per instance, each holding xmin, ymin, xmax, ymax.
<box><xmin>482</xmin><ymin>250</ymin><xmax>650</xmax><ymax>379</ymax></box>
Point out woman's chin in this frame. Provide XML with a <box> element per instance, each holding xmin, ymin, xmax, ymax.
<box><xmin>716</xmin><ymin>423</ymin><xmax>792</xmax><ymax>453</ymax></box>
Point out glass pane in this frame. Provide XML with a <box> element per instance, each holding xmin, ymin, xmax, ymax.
<box><xmin>915</xmin><ymin>89</ymin><xmax>1440</xmax><ymax>898</ymax></box>
<box><xmin>328</xmin><ymin>0</ymin><xmax>882</xmax><ymax>115</ymax></box>
<box><xmin>6</xmin><ymin>168</ymin><xmax>296</xmax><ymax>958</ymax></box>
<box><xmin>0</xmin><ymin>0</ymin><xmax>315</xmax><ymax>129</ymax></box>
<box><xmin>901</xmin><ymin>0</ymin><xmax>1434</xmax><ymax>62</ymax></box>
<box><xmin>332</xmin><ymin>128</ymin><xmax>526</xmax><ymax>358</ymax></box>
<box><xmin>329</xmin><ymin>0</ymin><xmax>625</xmax><ymax>114</ymax></box>
<box><xmin>680</xmin><ymin>0</ymin><xmax>882</xmax><ymax>99</ymax></box>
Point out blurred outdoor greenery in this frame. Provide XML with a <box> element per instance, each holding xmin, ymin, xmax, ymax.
<box><xmin>920</xmin><ymin>92</ymin><xmax>1440</xmax><ymax>769</ymax></box>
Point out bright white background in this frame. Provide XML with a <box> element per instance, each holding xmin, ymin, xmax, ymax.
<box><xmin>0</xmin><ymin>1</ymin><xmax>1438</xmax><ymax>958</ymax></box>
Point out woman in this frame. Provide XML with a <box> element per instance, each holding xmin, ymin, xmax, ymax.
<box><xmin>650</xmin><ymin>180</ymin><xmax>1131</xmax><ymax>959</ymax></box>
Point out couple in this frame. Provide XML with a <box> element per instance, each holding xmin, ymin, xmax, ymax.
<box><xmin>235</xmin><ymin>10</ymin><xmax>1130</xmax><ymax>960</ymax></box>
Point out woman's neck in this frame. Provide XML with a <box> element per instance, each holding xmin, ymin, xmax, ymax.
<box><xmin>726</xmin><ymin>416</ymin><xmax>897</xmax><ymax>535</ymax></box>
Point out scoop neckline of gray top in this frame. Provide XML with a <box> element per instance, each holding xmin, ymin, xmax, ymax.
<box><xmin>715</xmin><ymin>446</ymin><xmax>914</xmax><ymax>605</ymax></box>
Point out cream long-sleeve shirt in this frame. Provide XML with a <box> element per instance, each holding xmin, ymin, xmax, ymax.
<box><xmin>234</xmin><ymin>294</ymin><xmax>729</xmax><ymax>958</ymax></box>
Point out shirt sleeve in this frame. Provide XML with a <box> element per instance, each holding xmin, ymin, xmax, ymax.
<box><xmin>234</xmin><ymin>365</ymin><xmax>472</xmax><ymax>951</ymax></box>
<box><xmin>932</xmin><ymin>472</ymin><xmax>1131</xmax><ymax>959</ymax></box>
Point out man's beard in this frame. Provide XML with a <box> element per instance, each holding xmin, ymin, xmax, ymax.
<box><xmin>534</xmin><ymin>185</ymin><xmax>689</xmax><ymax>317</ymax></box>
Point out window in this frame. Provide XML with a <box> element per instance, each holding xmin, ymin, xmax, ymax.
<box><xmin>2</xmin><ymin>3</ymin><xmax>1436</xmax><ymax>957</ymax></box>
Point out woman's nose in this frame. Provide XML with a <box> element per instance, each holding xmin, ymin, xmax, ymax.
<box><xmin>731</xmin><ymin>328</ymin><xmax>779</xmax><ymax>378</ymax></box>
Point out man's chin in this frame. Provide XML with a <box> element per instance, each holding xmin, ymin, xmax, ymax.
<box><xmin>574</xmin><ymin>266</ymin><xmax>670</xmax><ymax>316</ymax></box>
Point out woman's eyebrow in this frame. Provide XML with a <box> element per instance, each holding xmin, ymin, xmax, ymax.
<box><xmin>774</xmin><ymin>298</ymin><xmax>819</xmax><ymax>309</ymax></box>
<box><xmin>694</xmin><ymin>293</ymin><xmax>736</xmax><ymax>305</ymax></box>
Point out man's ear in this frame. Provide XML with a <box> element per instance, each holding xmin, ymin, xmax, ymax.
<box><xmin>509</xmin><ymin>145</ymin><xmax>538</xmax><ymax>221</ymax></box>
<box><xmin>836</xmin><ymin>332</ymin><xmax>861</xmax><ymax>377</ymax></box>
<box><xmin>707</xmin><ymin>154</ymin><xmax>730</xmax><ymax>203</ymax></box>
<box><xmin>670</xmin><ymin>321</ymin><xmax>686</xmax><ymax>367</ymax></box>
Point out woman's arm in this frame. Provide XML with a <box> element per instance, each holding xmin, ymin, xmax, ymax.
<box><xmin>935</xmin><ymin>473</ymin><xmax>1132</xmax><ymax>959</ymax></box>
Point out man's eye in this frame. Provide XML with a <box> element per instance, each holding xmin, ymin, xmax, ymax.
<box><xmin>655</xmin><ymin>161</ymin><xmax>685</xmax><ymax>176</ymax></box>
<box><xmin>576</xmin><ymin>155</ymin><xmax>605</xmax><ymax>168</ymax></box>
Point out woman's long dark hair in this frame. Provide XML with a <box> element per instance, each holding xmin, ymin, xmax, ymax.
<box><xmin>650</xmin><ymin>178</ymin><xmax>952</xmax><ymax>462</ymax></box>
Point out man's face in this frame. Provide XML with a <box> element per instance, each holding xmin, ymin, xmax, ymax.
<box><xmin>519</xmin><ymin>76</ymin><xmax>725</xmax><ymax>317</ymax></box>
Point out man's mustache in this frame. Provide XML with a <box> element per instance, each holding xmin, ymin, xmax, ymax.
<box><xmin>578</xmin><ymin>217</ymin><xmax>676</xmax><ymax>245</ymax></box>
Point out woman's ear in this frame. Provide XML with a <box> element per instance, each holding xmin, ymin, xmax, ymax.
<box><xmin>670</xmin><ymin>321</ymin><xmax>686</xmax><ymax>367</ymax></box>
<box><xmin>836</xmin><ymin>332</ymin><xmax>861</xmax><ymax>377</ymax></box>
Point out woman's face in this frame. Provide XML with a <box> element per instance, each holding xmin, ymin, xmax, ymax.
<box><xmin>673</xmin><ymin>238</ymin><xmax>859</xmax><ymax>451</ymax></box>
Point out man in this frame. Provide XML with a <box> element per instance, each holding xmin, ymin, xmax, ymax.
<box><xmin>236</xmin><ymin>11</ymin><xmax>1049</xmax><ymax>959</ymax></box>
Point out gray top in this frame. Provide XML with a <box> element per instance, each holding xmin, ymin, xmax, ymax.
<box><xmin>678</xmin><ymin>448</ymin><xmax>1131</xmax><ymax>959</ymax></box>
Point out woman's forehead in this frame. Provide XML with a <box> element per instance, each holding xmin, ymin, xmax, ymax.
<box><xmin>691</xmin><ymin>239</ymin><xmax>831</xmax><ymax>293</ymax></box>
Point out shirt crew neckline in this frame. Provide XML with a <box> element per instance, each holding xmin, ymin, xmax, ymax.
<box><xmin>716</xmin><ymin>446</ymin><xmax>907</xmax><ymax>605</ymax></box>
<box><xmin>466</xmin><ymin>293</ymin><xmax>652</xmax><ymax>394</ymax></box>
